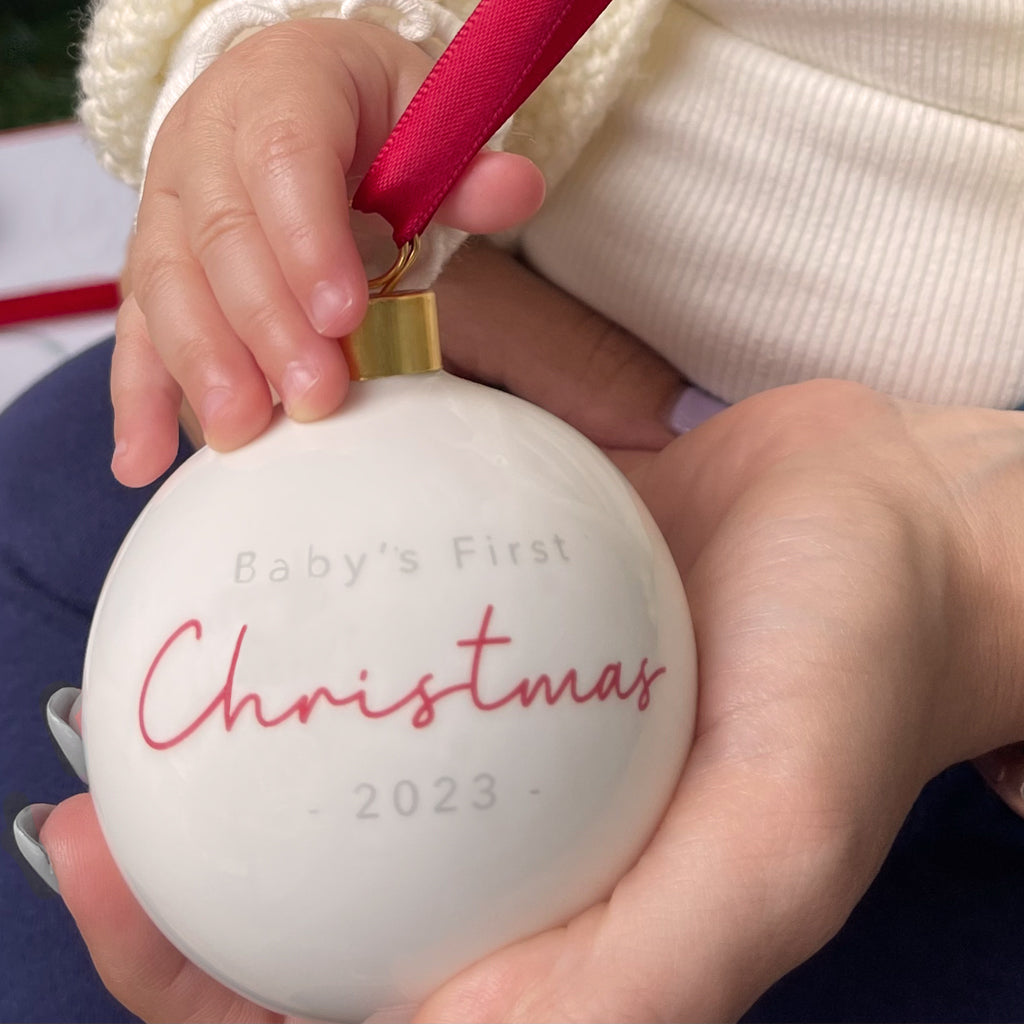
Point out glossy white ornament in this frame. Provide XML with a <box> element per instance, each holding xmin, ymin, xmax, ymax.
<box><xmin>83</xmin><ymin>369</ymin><xmax>697</xmax><ymax>1022</ymax></box>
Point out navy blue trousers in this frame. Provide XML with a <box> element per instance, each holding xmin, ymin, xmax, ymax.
<box><xmin>3</xmin><ymin>339</ymin><xmax>1024</xmax><ymax>1022</ymax></box>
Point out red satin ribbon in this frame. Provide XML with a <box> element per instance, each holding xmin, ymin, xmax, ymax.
<box><xmin>351</xmin><ymin>0</ymin><xmax>612</xmax><ymax>245</ymax></box>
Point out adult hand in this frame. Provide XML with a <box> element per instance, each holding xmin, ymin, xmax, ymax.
<box><xmin>112</xmin><ymin>20</ymin><xmax>543</xmax><ymax>487</ymax></box>
<box><xmin>38</xmin><ymin>246</ymin><xmax>1024</xmax><ymax>1021</ymax></box>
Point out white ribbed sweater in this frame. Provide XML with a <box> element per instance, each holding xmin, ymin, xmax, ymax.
<box><xmin>78</xmin><ymin>0</ymin><xmax>1024</xmax><ymax>407</ymax></box>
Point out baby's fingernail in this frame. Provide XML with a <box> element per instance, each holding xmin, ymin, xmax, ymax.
<box><xmin>668</xmin><ymin>384</ymin><xmax>729</xmax><ymax>434</ymax></box>
<box><xmin>281</xmin><ymin>361</ymin><xmax>322</xmax><ymax>418</ymax></box>
<box><xmin>309</xmin><ymin>280</ymin><xmax>354</xmax><ymax>335</ymax></box>
<box><xmin>200</xmin><ymin>386</ymin><xmax>233</xmax><ymax>432</ymax></box>
<box><xmin>12</xmin><ymin>804</ymin><xmax>60</xmax><ymax>893</ymax></box>
<box><xmin>46</xmin><ymin>687</ymin><xmax>87</xmax><ymax>784</ymax></box>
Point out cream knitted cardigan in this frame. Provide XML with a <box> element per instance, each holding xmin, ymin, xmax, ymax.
<box><xmin>78</xmin><ymin>0</ymin><xmax>666</xmax><ymax>287</ymax></box>
<box><xmin>515</xmin><ymin>2</ymin><xmax>1024</xmax><ymax>409</ymax></box>
<box><xmin>78</xmin><ymin>0</ymin><xmax>666</xmax><ymax>198</ymax></box>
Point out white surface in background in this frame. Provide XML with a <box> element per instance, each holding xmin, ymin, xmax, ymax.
<box><xmin>0</xmin><ymin>122</ymin><xmax>134</xmax><ymax>410</ymax></box>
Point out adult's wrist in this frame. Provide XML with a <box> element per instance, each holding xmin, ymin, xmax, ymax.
<box><xmin>906</xmin><ymin>403</ymin><xmax>1024</xmax><ymax>764</ymax></box>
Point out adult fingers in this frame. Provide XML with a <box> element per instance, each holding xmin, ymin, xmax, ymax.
<box><xmin>420</xmin><ymin>523</ymin><xmax>929</xmax><ymax>1020</ymax></box>
<box><xmin>419</xmin><ymin>709</ymin><xmax>917</xmax><ymax>1023</ymax></box>
<box><xmin>420</xmin><ymin>385</ymin><xmax>952</xmax><ymax>1022</ymax></box>
<box><xmin>433</xmin><ymin>241</ymin><xmax>684</xmax><ymax>451</ymax></box>
<box><xmin>41</xmin><ymin>795</ymin><xmax>284</xmax><ymax>1024</ymax></box>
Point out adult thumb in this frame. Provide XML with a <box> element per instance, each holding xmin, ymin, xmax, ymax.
<box><xmin>433</xmin><ymin>240</ymin><xmax>686</xmax><ymax>452</ymax></box>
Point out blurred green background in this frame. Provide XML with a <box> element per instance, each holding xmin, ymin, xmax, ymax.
<box><xmin>1</xmin><ymin>0</ymin><xmax>89</xmax><ymax>130</ymax></box>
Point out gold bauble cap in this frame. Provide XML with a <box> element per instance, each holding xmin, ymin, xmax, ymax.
<box><xmin>341</xmin><ymin>289</ymin><xmax>442</xmax><ymax>380</ymax></box>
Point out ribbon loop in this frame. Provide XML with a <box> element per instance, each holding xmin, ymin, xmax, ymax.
<box><xmin>352</xmin><ymin>0</ymin><xmax>612</xmax><ymax>245</ymax></box>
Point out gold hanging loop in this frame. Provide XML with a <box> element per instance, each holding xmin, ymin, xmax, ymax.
<box><xmin>344</xmin><ymin>235</ymin><xmax>440</xmax><ymax>380</ymax></box>
<box><xmin>368</xmin><ymin>237</ymin><xmax>421</xmax><ymax>296</ymax></box>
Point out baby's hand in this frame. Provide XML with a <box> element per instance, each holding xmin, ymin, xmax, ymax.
<box><xmin>112</xmin><ymin>18</ymin><xmax>544</xmax><ymax>486</ymax></box>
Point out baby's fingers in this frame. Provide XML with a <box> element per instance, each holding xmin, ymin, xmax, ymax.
<box><xmin>234</xmin><ymin>64</ymin><xmax>370</xmax><ymax>339</ymax></box>
<box><xmin>433</xmin><ymin>151</ymin><xmax>546</xmax><ymax>235</ymax></box>
<box><xmin>110</xmin><ymin>295</ymin><xmax>183</xmax><ymax>486</ymax></box>
<box><xmin>132</xmin><ymin>186</ymin><xmax>274</xmax><ymax>451</ymax></box>
<box><xmin>224</xmin><ymin>22</ymin><xmax>543</xmax><ymax>336</ymax></box>
<box><xmin>178</xmin><ymin>164</ymin><xmax>351</xmax><ymax>422</ymax></box>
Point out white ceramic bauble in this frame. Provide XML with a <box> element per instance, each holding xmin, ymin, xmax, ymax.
<box><xmin>83</xmin><ymin>369</ymin><xmax>697</xmax><ymax>1022</ymax></box>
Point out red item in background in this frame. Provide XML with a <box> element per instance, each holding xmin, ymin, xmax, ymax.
<box><xmin>0</xmin><ymin>280</ymin><xmax>120</xmax><ymax>328</ymax></box>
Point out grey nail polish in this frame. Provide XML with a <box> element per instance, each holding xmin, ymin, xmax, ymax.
<box><xmin>360</xmin><ymin>1004</ymin><xmax>417</xmax><ymax>1024</ymax></box>
<box><xmin>46</xmin><ymin>686</ymin><xmax>87</xmax><ymax>784</ymax></box>
<box><xmin>668</xmin><ymin>384</ymin><xmax>728</xmax><ymax>434</ymax></box>
<box><xmin>13</xmin><ymin>804</ymin><xmax>59</xmax><ymax>893</ymax></box>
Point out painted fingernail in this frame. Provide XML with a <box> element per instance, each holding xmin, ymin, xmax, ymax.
<box><xmin>46</xmin><ymin>687</ymin><xmax>87</xmax><ymax>784</ymax></box>
<box><xmin>13</xmin><ymin>804</ymin><xmax>60</xmax><ymax>893</ymax></box>
<box><xmin>668</xmin><ymin>384</ymin><xmax>728</xmax><ymax>434</ymax></box>
<box><xmin>975</xmin><ymin>745</ymin><xmax>1024</xmax><ymax>818</ymax></box>
<box><xmin>111</xmin><ymin>437</ymin><xmax>129</xmax><ymax>466</ymax></box>
<box><xmin>361</xmin><ymin>1003</ymin><xmax>417</xmax><ymax>1024</ymax></box>
<box><xmin>309</xmin><ymin>280</ymin><xmax>354</xmax><ymax>335</ymax></box>
<box><xmin>281</xmin><ymin>361</ymin><xmax>322</xmax><ymax>418</ymax></box>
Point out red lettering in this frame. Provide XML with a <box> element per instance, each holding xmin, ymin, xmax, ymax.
<box><xmin>137</xmin><ymin>604</ymin><xmax>666</xmax><ymax>750</ymax></box>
